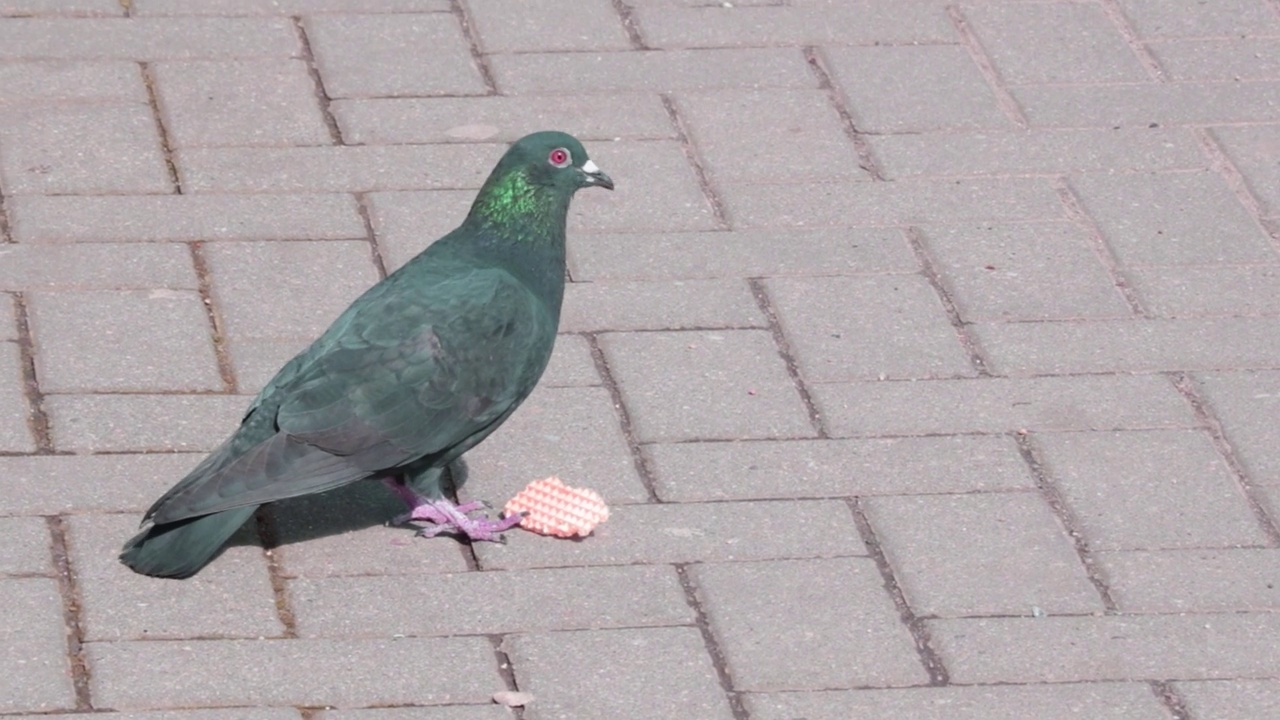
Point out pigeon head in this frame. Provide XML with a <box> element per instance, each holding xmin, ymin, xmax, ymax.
<box><xmin>467</xmin><ymin>131</ymin><xmax>613</xmax><ymax>233</ymax></box>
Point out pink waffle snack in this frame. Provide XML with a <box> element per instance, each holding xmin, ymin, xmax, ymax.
<box><xmin>504</xmin><ymin>477</ymin><xmax>609</xmax><ymax>538</ymax></box>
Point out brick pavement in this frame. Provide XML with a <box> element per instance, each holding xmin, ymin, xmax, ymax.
<box><xmin>1</xmin><ymin>0</ymin><xmax>1279</xmax><ymax>718</ymax></box>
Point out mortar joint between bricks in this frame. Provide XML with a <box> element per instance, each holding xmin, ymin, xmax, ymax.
<box><xmin>294</xmin><ymin>16</ymin><xmax>345</xmax><ymax>146</ymax></box>
<box><xmin>583</xmin><ymin>332</ymin><xmax>662</xmax><ymax>503</ymax></box>
<box><xmin>1193</xmin><ymin>127</ymin><xmax>1280</xmax><ymax>254</ymax></box>
<box><xmin>0</xmin><ymin>189</ymin><xmax>12</xmax><ymax>244</ymax></box>
<box><xmin>188</xmin><ymin>242</ymin><xmax>239</xmax><ymax>395</ymax></box>
<box><xmin>674</xmin><ymin>563</ymin><xmax>751</xmax><ymax>720</ymax></box>
<box><xmin>46</xmin><ymin>515</ymin><xmax>93</xmax><ymax>711</ymax></box>
<box><xmin>12</xmin><ymin>292</ymin><xmax>54</xmax><ymax>453</ymax></box>
<box><xmin>1097</xmin><ymin>0</ymin><xmax>1170</xmax><ymax>82</ymax></box>
<box><xmin>660</xmin><ymin>94</ymin><xmax>732</xmax><ymax>230</ymax></box>
<box><xmin>803</xmin><ymin>46</ymin><xmax>886</xmax><ymax>182</ymax></box>
<box><xmin>944</xmin><ymin>5</ymin><xmax>1030</xmax><ymax>129</ymax></box>
<box><xmin>254</xmin><ymin>510</ymin><xmax>300</xmax><ymax>639</ymax></box>
<box><xmin>747</xmin><ymin>278</ymin><xmax>829</xmax><ymax>439</ymax></box>
<box><xmin>355</xmin><ymin>192</ymin><xmax>389</xmax><ymax>279</ymax></box>
<box><xmin>1051</xmin><ymin>178</ymin><xmax>1149</xmax><ymax>318</ymax></box>
<box><xmin>1150</xmin><ymin>680</ymin><xmax>1193</xmax><ymax>720</ymax></box>
<box><xmin>452</xmin><ymin>0</ymin><xmax>500</xmax><ymax>95</ymax></box>
<box><xmin>139</xmin><ymin>62</ymin><xmax>184</xmax><ymax>195</ymax></box>
<box><xmin>611</xmin><ymin>0</ymin><xmax>649</xmax><ymax>50</ymax></box>
<box><xmin>903</xmin><ymin>228</ymin><xmax>993</xmax><ymax>377</ymax></box>
<box><xmin>488</xmin><ymin>634</ymin><xmax>528</xmax><ymax>720</ymax></box>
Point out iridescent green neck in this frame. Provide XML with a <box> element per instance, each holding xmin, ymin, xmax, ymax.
<box><xmin>466</xmin><ymin>167</ymin><xmax>570</xmax><ymax>243</ymax></box>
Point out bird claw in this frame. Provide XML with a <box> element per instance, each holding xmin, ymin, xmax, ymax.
<box><xmin>401</xmin><ymin>498</ymin><xmax>522</xmax><ymax>543</ymax></box>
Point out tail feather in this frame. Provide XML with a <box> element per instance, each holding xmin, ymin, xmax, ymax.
<box><xmin>119</xmin><ymin>506</ymin><xmax>259</xmax><ymax>579</ymax></box>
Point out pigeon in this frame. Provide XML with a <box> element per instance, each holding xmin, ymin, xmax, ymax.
<box><xmin>121</xmin><ymin>131</ymin><xmax>613</xmax><ymax>578</ymax></box>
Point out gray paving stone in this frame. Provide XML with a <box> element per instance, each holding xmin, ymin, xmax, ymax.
<box><xmin>331</xmin><ymin>93</ymin><xmax>674</xmax><ymax>145</ymax></box>
<box><xmin>0</xmin><ymin>453</ymin><xmax>204</xmax><ymax>515</ymax></box>
<box><xmin>634</xmin><ymin>0</ymin><xmax>953</xmax><ymax>48</ymax></box>
<box><xmin>45</xmin><ymin>393</ymin><xmax>247</xmax><ymax>453</ymax></box>
<box><xmin>1210</xmin><ymin>124</ymin><xmax>1280</xmax><ymax>218</ymax></box>
<box><xmin>15</xmin><ymin>711</ymin><xmax>302</xmax><ymax>720</ymax></box>
<box><xmin>152</xmin><ymin>59</ymin><xmax>331</xmax><ymax>147</ymax></box>
<box><xmin>696</xmin><ymin>557</ymin><xmax>926</xmax><ymax>690</ymax></box>
<box><xmin>745</xmin><ymin>683</ymin><xmax>1171</xmax><ymax>720</ymax></box>
<box><xmin>0</xmin><ymin>293</ymin><xmax>15</xmax><ymax>340</ymax></box>
<box><xmin>475</xmin><ymin>499</ymin><xmax>866</xmax><ymax>570</ymax></box>
<box><xmin>568</xmin><ymin>228</ymin><xmax>919</xmax><ymax>282</ymax></box>
<box><xmin>0</xmin><ymin>243</ymin><xmax>196</xmax><ymax>291</ymax></box>
<box><xmin>1127</xmin><ymin>264</ymin><xmax>1280</xmax><ymax>317</ymax></box>
<box><xmin>824</xmin><ymin>44</ymin><xmax>1012</xmax><ymax>132</ymax></box>
<box><xmin>561</xmin><ymin>279</ymin><xmax>763</xmax><ymax>332</ymax></box>
<box><xmin>1098</xmin><ymin>548</ymin><xmax>1280</xmax><ymax>613</ymax></box>
<box><xmin>304</xmin><ymin>13</ymin><xmax>486</xmax><ymax>98</ymax></box>
<box><xmin>1196</xmin><ymin>370</ymin><xmax>1280</xmax><ymax>485</ymax></box>
<box><xmin>865</xmin><ymin>492</ymin><xmax>1102</xmax><ymax>617</ymax></box>
<box><xmin>1</xmin><ymin>578</ymin><xmax>76</xmax><ymax>713</ymax></box>
<box><xmin>918</xmin><ymin>222</ymin><xmax>1132</xmax><ymax>321</ymax></box>
<box><xmin>766</xmin><ymin>274</ymin><xmax>976</xmax><ymax>382</ymax></box>
<box><xmin>1015</xmin><ymin>82</ymin><xmax>1280</xmax><ymax>127</ymax></box>
<box><xmin>9</xmin><ymin>193</ymin><xmax>366</xmax><ymax>243</ymax></box>
<box><xmin>1150</xmin><ymin>39</ymin><xmax>1280</xmax><ymax>81</ymax></box>
<box><xmin>869</xmin><ymin>128</ymin><xmax>1204</xmax><ymax>179</ymax></box>
<box><xmin>204</xmin><ymin>240</ymin><xmax>378</xmax><ymax>340</ymax></box>
<box><xmin>86</xmin><ymin>636</ymin><xmax>502</xmax><ymax>709</ymax></box>
<box><xmin>506</xmin><ymin>627</ymin><xmax>734</xmax><ymax>720</ymax></box>
<box><xmin>1034</xmin><ymin>429</ymin><xmax>1268</xmax><ymax>550</ymax></box>
<box><xmin>0</xmin><ymin>17</ymin><xmax>299</xmax><ymax>59</ymax></box>
<box><xmin>0</xmin><ymin>516</ymin><xmax>51</xmax><ymax>576</ymax></box>
<box><xmin>929</xmin><ymin>614</ymin><xmax>1280</xmax><ymax>683</ymax></box>
<box><xmin>315</xmin><ymin>708</ymin><xmax>508</xmax><ymax>720</ymax></box>
<box><xmin>672</xmin><ymin>89</ymin><xmax>868</xmax><ymax>184</ymax></box>
<box><xmin>467</xmin><ymin>0</ymin><xmax>629</xmax><ymax>52</ymax></box>
<box><xmin>135</xmin><ymin>0</ymin><xmax>450</xmax><ymax>13</ymax></box>
<box><xmin>226</xmin><ymin>336</ymin><xmax>309</xmax><ymax>392</ymax></box>
<box><xmin>27</xmin><ymin>289</ymin><xmax>222</xmax><ymax>393</ymax></box>
<box><xmin>648</xmin><ymin>435</ymin><xmax>1035</xmax><ymax>501</ymax></box>
<box><xmin>1174</xmin><ymin>680</ymin><xmax>1280</xmax><ymax>720</ymax></box>
<box><xmin>597</xmin><ymin>329</ymin><xmax>816</xmax><ymax>442</ymax></box>
<box><xmin>0</xmin><ymin>341</ymin><xmax>35</xmax><ymax>453</ymax></box>
<box><xmin>972</xmin><ymin>317</ymin><xmax>1280</xmax><ymax>375</ymax></box>
<box><xmin>812</xmin><ymin>374</ymin><xmax>1196</xmax><ymax>437</ymax></box>
<box><xmin>541</xmin><ymin>333</ymin><xmax>600</xmax><ymax>388</ymax></box>
<box><xmin>489</xmin><ymin>48</ymin><xmax>816</xmax><ymax>94</ymax></box>
<box><xmin>0</xmin><ymin>0</ymin><xmax>123</xmax><ymax>16</ymax></box>
<box><xmin>1116</xmin><ymin>0</ymin><xmax>1280</xmax><ymax>38</ymax></box>
<box><xmin>721</xmin><ymin>177</ymin><xmax>1064</xmax><ymax>227</ymax></box>
<box><xmin>290</xmin><ymin>565</ymin><xmax>692</xmax><ymax>637</ymax></box>
<box><xmin>0</xmin><ymin>60</ymin><xmax>143</xmax><ymax>103</ymax></box>
<box><xmin>1070</xmin><ymin>171</ymin><xmax>1274</xmax><ymax>266</ymax></box>
<box><xmin>68</xmin><ymin>514</ymin><xmax>281</xmax><ymax>642</ymax></box>
<box><xmin>0</xmin><ymin>104</ymin><xmax>171</xmax><ymax>195</ymax></box>
<box><xmin>461</xmin><ymin>384</ymin><xmax>649</xmax><ymax>506</ymax></box>
<box><xmin>963</xmin><ymin>2</ymin><xmax>1149</xmax><ymax>84</ymax></box>
<box><xmin>367</xmin><ymin>190</ymin><xmax>473</xmax><ymax>272</ymax></box>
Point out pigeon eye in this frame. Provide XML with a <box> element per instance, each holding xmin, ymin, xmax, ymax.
<box><xmin>548</xmin><ymin>148</ymin><xmax>571</xmax><ymax>168</ymax></box>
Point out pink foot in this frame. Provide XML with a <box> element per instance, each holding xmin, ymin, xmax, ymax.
<box><xmin>408</xmin><ymin>498</ymin><xmax>523</xmax><ymax>543</ymax></box>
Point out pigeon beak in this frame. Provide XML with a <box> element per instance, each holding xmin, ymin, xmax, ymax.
<box><xmin>580</xmin><ymin>159</ymin><xmax>614</xmax><ymax>190</ymax></box>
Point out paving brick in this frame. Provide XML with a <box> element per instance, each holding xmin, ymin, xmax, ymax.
<box><xmin>488</xmin><ymin>48</ymin><xmax>816</xmax><ymax>94</ymax></box>
<box><xmin>0</xmin><ymin>60</ymin><xmax>143</xmax><ymax>102</ymax></box>
<box><xmin>561</xmin><ymin>139</ymin><xmax>718</xmax><ymax>234</ymax></box>
<box><xmin>331</xmin><ymin>93</ymin><xmax>674</xmax><ymax>145</ymax></box>
<box><xmin>45</xmin><ymin>393</ymin><xmax>247</xmax><ymax>453</ymax></box>
<box><xmin>0</xmin><ymin>341</ymin><xmax>35</xmax><ymax>453</ymax></box>
<box><xmin>1098</xmin><ymin>548</ymin><xmax>1280</xmax><ymax>613</ymax></box>
<box><xmin>316</xmin><ymin>709</ymin><xmax>507</xmax><ymax>720</ymax></box>
<box><xmin>135</xmin><ymin>0</ymin><xmax>450</xmax><ymax>14</ymax></box>
<box><xmin>1210</xmin><ymin>124</ymin><xmax>1280</xmax><ymax>218</ymax></box>
<box><xmin>17</xmin><ymin>711</ymin><xmax>302</xmax><ymax>720</ymax></box>
<box><xmin>0</xmin><ymin>17</ymin><xmax>299</xmax><ymax>59</ymax></box>
<box><xmin>474</xmin><ymin>499</ymin><xmax>866</xmax><ymax>570</ymax></box>
<box><xmin>0</xmin><ymin>0</ymin><xmax>123</xmax><ymax>16</ymax></box>
<box><xmin>972</xmin><ymin>317</ymin><xmax>1280</xmax><ymax>375</ymax></box>
<box><xmin>27</xmin><ymin>290</ymin><xmax>222</xmax><ymax>393</ymax></box>
<box><xmin>864</xmin><ymin>492</ymin><xmax>1102</xmax><ymax>617</ymax></box>
<box><xmin>1034</xmin><ymin>429</ymin><xmax>1267</xmax><ymax>550</ymax></box>
<box><xmin>541</xmin><ymin>333</ymin><xmax>600</xmax><ymax>387</ymax></box>
<box><xmin>0</xmin><ymin>453</ymin><xmax>204</xmax><ymax>515</ymax></box>
<box><xmin>0</xmin><ymin>243</ymin><xmax>196</xmax><ymax>291</ymax></box>
<box><xmin>1014</xmin><ymin>82</ymin><xmax>1280</xmax><ymax>127</ymax></box>
<box><xmin>597</xmin><ymin>329</ymin><xmax>816</xmax><ymax>442</ymax></box>
<box><xmin>1127</xmin><ymin>264</ymin><xmax>1280</xmax><ymax>317</ymax></box>
<box><xmin>367</xmin><ymin>190</ymin><xmax>472</xmax><ymax>272</ymax></box>
<box><xmin>766</xmin><ymin>274</ymin><xmax>975</xmax><ymax>382</ymax></box>
<box><xmin>721</xmin><ymin>177</ymin><xmax>1064</xmax><ymax>227</ymax></box>
<box><xmin>869</xmin><ymin>128</ymin><xmax>1204</xmax><ymax>179</ymax></box>
<box><xmin>693</xmin><ymin>557</ymin><xmax>926</xmax><ymax>690</ymax></box>
<box><xmin>0</xmin><ymin>293</ymin><xmax>15</xmax><ymax>340</ymax></box>
<box><xmin>152</xmin><ymin>59</ymin><xmax>331</xmax><ymax>147</ymax></box>
<box><xmin>634</xmin><ymin>1</ymin><xmax>953</xmax><ymax>48</ymax></box>
<box><xmin>505</xmin><ymin>627</ymin><xmax>734</xmax><ymax>720</ymax></box>
<box><xmin>568</xmin><ymin>228</ymin><xmax>919</xmax><ymax>282</ymax></box>
<box><xmin>226</xmin><ymin>336</ymin><xmax>309</xmax><ymax>391</ymax></box>
<box><xmin>86</xmin><ymin>636</ymin><xmax>502</xmax><ymax>709</ymax></box>
<box><xmin>1069</xmin><ymin>171</ymin><xmax>1273</xmax><ymax>266</ymax></box>
<box><xmin>824</xmin><ymin>45</ymin><xmax>1012</xmax><ymax>133</ymax></box>
<box><xmin>0</xmin><ymin>104</ymin><xmax>171</xmax><ymax>195</ymax></box>
<box><xmin>963</xmin><ymin>2</ymin><xmax>1149</xmax><ymax>84</ymax></box>
<box><xmin>929</xmin><ymin>614</ymin><xmax>1280</xmax><ymax>683</ymax></box>
<box><xmin>467</xmin><ymin>0</ymin><xmax>629</xmax><ymax>52</ymax></box>
<box><xmin>1174</xmin><ymin>680</ymin><xmax>1280</xmax><ymax>720</ymax></box>
<box><xmin>0</xmin><ymin>516</ymin><xmax>51</xmax><ymax>576</ymax></box>
<box><xmin>1116</xmin><ymin>0</ymin><xmax>1280</xmax><ymax>38</ymax></box>
<box><xmin>9</xmin><ymin>193</ymin><xmax>366</xmax><ymax>243</ymax></box>
<box><xmin>648</xmin><ymin>436</ymin><xmax>1035</xmax><ymax>501</ymax></box>
<box><xmin>0</xmin><ymin>578</ymin><xmax>75</xmax><ymax>713</ymax></box>
<box><xmin>811</xmin><ymin>374</ymin><xmax>1196</xmax><ymax>437</ymax></box>
<box><xmin>561</xmin><ymin>279</ymin><xmax>763</xmax><ymax>332</ymax></box>
<box><xmin>68</xmin><ymin>514</ymin><xmax>282</xmax><ymax>641</ymax></box>
<box><xmin>673</xmin><ymin>89</ymin><xmax>868</xmax><ymax>184</ymax></box>
<box><xmin>290</xmin><ymin>565</ymin><xmax>692</xmax><ymax>637</ymax></box>
<box><xmin>204</xmin><ymin>240</ymin><xmax>378</xmax><ymax>340</ymax></box>
<box><xmin>1195</xmin><ymin>370</ymin><xmax>1280</xmax><ymax>485</ymax></box>
<box><xmin>917</xmin><ymin>222</ymin><xmax>1132</xmax><ymax>321</ymax></box>
<box><xmin>1150</xmin><ymin>39</ymin><xmax>1280</xmax><ymax>81</ymax></box>
<box><xmin>461</xmin><ymin>384</ymin><xmax>648</xmax><ymax>505</ymax></box>
<box><xmin>304</xmin><ymin>13</ymin><xmax>486</xmax><ymax>98</ymax></box>
<box><xmin>744</xmin><ymin>683</ymin><xmax>1171</xmax><ymax>720</ymax></box>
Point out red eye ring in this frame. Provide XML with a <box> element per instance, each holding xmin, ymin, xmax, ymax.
<box><xmin>548</xmin><ymin>147</ymin><xmax>571</xmax><ymax>168</ymax></box>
